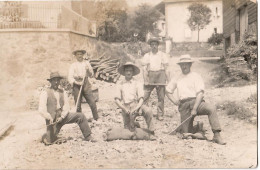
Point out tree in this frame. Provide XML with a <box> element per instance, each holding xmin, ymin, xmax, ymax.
<box><xmin>187</xmin><ymin>3</ymin><xmax>212</xmax><ymax>42</ymax></box>
<box><xmin>132</xmin><ymin>4</ymin><xmax>161</xmax><ymax>41</ymax></box>
<box><xmin>94</xmin><ymin>0</ymin><xmax>130</xmax><ymax>42</ymax></box>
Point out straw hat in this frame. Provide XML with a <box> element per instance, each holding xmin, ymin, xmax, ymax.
<box><xmin>72</xmin><ymin>50</ymin><xmax>86</xmax><ymax>55</ymax></box>
<box><xmin>117</xmin><ymin>62</ymin><xmax>140</xmax><ymax>76</ymax></box>
<box><xmin>176</xmin><ymin>54</ymin><xmax>194</xmax><ymax>64</ymax></box>
<box><xmin>147</xmin><ymin>37</ymin><xmax>161</xmax><ymax>45</ymax></box>
<box><xmin>47</xmin><ymin>72</ymin><xmax>63</xmax><ymax>81</ymax></box>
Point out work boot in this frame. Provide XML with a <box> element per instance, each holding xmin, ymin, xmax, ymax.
<box><xmin>149</xmin><ymin>135</ymin><xmax>157</xmax><ymax>141</ymax></box>
<box><xmin>212</xmin><ymin>132</ymin><xmax>226</xmax><ymax>145</ymax></box>
<box><xmin>85</xmin><ymin>135</ymin><xmax>97</xmax><ymax>142</ymax></box>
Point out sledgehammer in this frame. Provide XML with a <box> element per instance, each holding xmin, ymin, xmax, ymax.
<box><xmin>168</xmin><ymin>115</ymin><xmax>193</xmax><ymax>135</ymax></box>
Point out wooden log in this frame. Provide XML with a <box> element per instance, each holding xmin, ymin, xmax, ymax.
<box><xmin>113</xmin><ymin>74</ymin><xmax>121</xmax><ymax>83</ymax></box>
<box><xmin>95</xmin><ymin>71</ymin><xmax>99</xmax><ymax>78</ymax></box>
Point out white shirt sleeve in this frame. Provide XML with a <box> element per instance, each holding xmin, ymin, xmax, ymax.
<box><xmin>61</xmin><ymin>92</ymin><xmax>70</xmax><ymax>119</ymax></box>
<box><xmin>68</xmin><ymin>63</ymin><xmax>75</xmax><ymax>85</ymax></box>
<box><xmin>114</xmin><ymin>82</ymin><xmax>122</xmax><ymax>101</ymax></box>
<box><xmin>194</xmin><ymin>73</ymin><xmax>205</xmax><ymax>94</ymax></box>
<box><xmin>162</xmin><ymin>53</ymin><xmax>169</xmax><ymax>66</ymax></box>
<box><xmin>86</xmin><ymin>61</ymin><xmax>94</xmax><ymax>78</ymax></box>
<box><xmin>137</xmin><ymin>82</ymin><xmax>144</xmax><ymax>100</ymax></box>
<box><xmin>38</xmin><ymin>90</ymin><xmax>51</xmax><ymax>120</ymax></box>
<box><xmin>166</xmin><ymin>79</ymin><xmax>177</xmax><ymax>94</ymax></box>
<box><xmin>142</xmin><ymin>53</ymin><xmax>149</xmax><ymax>66</ymax></box>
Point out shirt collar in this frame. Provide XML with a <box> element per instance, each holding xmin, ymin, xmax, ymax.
<box><xmin>122</xmin><ymin>78</ymin><xmax>135</xmax><ymax>84</ymax></box>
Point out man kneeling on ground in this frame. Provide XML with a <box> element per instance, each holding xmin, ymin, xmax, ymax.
<box><xmin>38</xmin><ymin>72</ymin><xmax>96</xmax><ymax>145</ymax></box>
<box><xmin>114</xmin><ymin>62</ymin><xmax>155</xmax><ymax>138</ymax></box>
<box><xmin>166</xmin><ymin>55</ymin><xmax>226</xmax><ymax>145</ymax></box>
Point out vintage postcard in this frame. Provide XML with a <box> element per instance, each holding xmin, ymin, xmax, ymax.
<box><xmin>0</xmin><ymin>0</ymin><xmax>257</xmax><ymax>169</ymax></box>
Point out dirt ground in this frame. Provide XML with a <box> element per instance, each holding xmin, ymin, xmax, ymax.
<box><xmin>0</xmin><ymin>57</ymin><xmax>257</xmax><ymax>169</ymax></box>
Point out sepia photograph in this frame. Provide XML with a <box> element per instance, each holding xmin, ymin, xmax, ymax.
<box><xmin>0</xmin><ymin>0</ymin><xmax>257</xmax><ymax>169</ymax></box>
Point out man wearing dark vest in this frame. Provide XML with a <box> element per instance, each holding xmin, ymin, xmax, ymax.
<box><xmin>38</xmin><ymin>72</ymin><xmax>96</xmax><ymax>145</ymax></box>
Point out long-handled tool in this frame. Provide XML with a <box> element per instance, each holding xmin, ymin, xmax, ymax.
<box><xmin>168</xmin><ymin>115</ymin><xmax>193</xmax><ymax>135</ymax></box>
<box><xmin>75</xmin><ymin>76</ymin><xmax>86</xmax><ymax>112</ymax></box>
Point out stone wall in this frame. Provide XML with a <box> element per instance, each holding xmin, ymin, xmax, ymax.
<box><xmin>0</xmin><ymin>30</ymin><xmax>97</xmax><ymax>111</ymax></box>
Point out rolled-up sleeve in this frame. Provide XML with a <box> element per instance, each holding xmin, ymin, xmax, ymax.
<box><xmin>166</xmin><ymin>79</ymin><xmax>176</xmax><ymax>94</ymax></box>
<box><xmin>68</xmin><ymin>64</ymin><xmax>75</xmax><ymax>85</ymax></box>
<box><xmin>38</xmin><ymin>91</ymin><xmax>51</xmax><ymax>119</ymax></box>
<box><xmin>137</xmin><ymin>82</ymin><xmax>144</xmax><ymax>100</ymax></box>
<box><xmin>114</xmin><ymin>83</ymin><xmax>122</xmax><ymax>101</ymax></box>
<box><xmin>162</xmin><ymin>53</ymin><xmax>169</xmax><ymax>66</ymax></box>
<box><xmin>194</xmin><ymin>73</ymin><xmax>205</xmax><ymax>94</ymax></box>
<box><xmin>61</xmin><ymin>92</ymin><xmax>70</xmax><ymax>119</ymax></box>
<box><xmin>142</xmin><ymin>53</ymin><xmax>149</xmax><ymax>66</ymax></box>
<box><xmin>86</xmin><ymin>61</ymin><xmax>94</xmax><ymax>78</ymax></box>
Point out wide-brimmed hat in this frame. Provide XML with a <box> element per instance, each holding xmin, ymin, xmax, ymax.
<box><xmin>176</xmin><ymin>54</ymin><xmax>194</xmax><ymax>64</ymax></box>
<box><xmin>47</xmin><ymin>72</ymin><xmax>63</xmax><ymax>81</ymax></box>
<box><xmin>72</xmin><ymin>50</ymin><xmax>86</xmax><ymax>55</ymax></box>
<box><xmin>147</xmin><ymin>37</ymin><xmax>161</xmax><ymax>45</ymax></box>
<box><xmin>117</xmin><ymin>62</ymin><xmax>140</xmax><ymax>76</ymax></box>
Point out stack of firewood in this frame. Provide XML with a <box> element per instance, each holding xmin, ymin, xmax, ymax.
<box><xmin>89</xmin><ymin>54</ymin><xmax>121</xmax><ymax>83</ymax></box>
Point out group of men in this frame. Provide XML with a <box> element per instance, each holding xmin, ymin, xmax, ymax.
<box><xmin>38</xmin><ymin>37</ymin><xmax>226</xmax><ymax>145</ymax></box>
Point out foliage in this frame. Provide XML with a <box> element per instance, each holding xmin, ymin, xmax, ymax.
<box><xmin>131</xmin><ymin>4</ymin><xmax>161</xmax><ymax>41</ymax></box>
<box><xmin>95</xmin><ymin>0</ymin><xmax>130</xmax><ymax>42</ymax></box>
<box><xmin>187</xmin><ymin>3</ymin><xmax>212</xmax><ymax>42</ymax></box>
<box><xmin>212</xmin><ymin>32</ymin><xmax>257</xmax><ymax>87</ymax></box>
<box><xmin>227</xmin><ymin>32</ymin><xmax>257</xmax><ymax>74</ymax></box>
<box><xmin>96</xmin><ymin>2</ymin><xmax>161</xmax><ymax>42</ymax></box>
<box><xmin>207</xmin><ymin>33</ymin><xmax>223</xmax><ymax>45</ymax></box>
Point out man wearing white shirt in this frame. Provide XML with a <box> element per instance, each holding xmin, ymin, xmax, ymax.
<box><xmin>68</xmin><ymin>50</ymin><xmax>99</xmax><ymax>120</ymax></box>
<box><xmin>142</xmin><ymin>37</ymin><xmax>169</xmax><ymax>121</ymax></box>
<box><xmin>38</xmin><ymin>72</ymin><xmax>96</xmax><ymax>144</ymax></box>
<box><xmin>166</xmin><ymin>55</ymin><xmax>226</xmax><ymax>145</ymax></box>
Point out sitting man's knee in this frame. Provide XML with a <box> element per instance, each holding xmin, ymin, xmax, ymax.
<box><xmin>141</xmin><ymin>105</ymin><xmax>153</xmax><ymax>117</ymax></box>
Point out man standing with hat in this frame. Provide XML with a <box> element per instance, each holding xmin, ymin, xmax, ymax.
<box><xmin>142</xmin><ymin>37</ymin><xmax>169</xmax><ymax>121</ymax></box>
<box><xmin>114</xmin><ymin>62</ymin><xmax>155</xmax><ymax>134</ymax></box>
<box><xmin>68</xmin><ymin>50</ymin><xmax>99</xmax><ymax>120</ymax></box>
<box><xmin>166</xmin><ymin>54</ymin><xmax>226</xmax><ymax>145</ymax></box>
<box><xmin>38</xmin><ymin>72</ymin><xmax>96</xmax><ymax>144</ymax></box>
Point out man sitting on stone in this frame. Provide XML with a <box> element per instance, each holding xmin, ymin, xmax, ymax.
<box><xmin>114</xmin><ymin>62</ymin><xmax>155</xmax><ymax>136</ymax></box>
<box><xmin>166</xmin><ymin>55</ymin><xmax>226</xmax><ymax>145</ymax></box>
<box><xmin>38</xmin><ymin>72</ymin><xmax>96</xmax><ymax>145</ymax></box>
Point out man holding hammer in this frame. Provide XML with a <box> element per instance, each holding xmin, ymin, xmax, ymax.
<box><xmin>38</xmin><ymin>72</ymin><xmax>96</xmax><ymax>144</ymax></box>
<box><xmin>68</xmin><ymin>50</ymin><xmax>99</xmax><ymax>120</ymax></box>
<box><xmin>166</xmin><ymin>55</ymin><xmax>226</xmax><ymax>145</ymax></box>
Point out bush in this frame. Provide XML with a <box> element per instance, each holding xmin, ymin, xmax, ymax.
<box><xmin>227</xmin><ymin>32</ymin><xmax>257</xmax><ymax>74</ymax></box>
<box><xmin>207</xmin><ymin>33</ymin><xmax>223</xmax><ymax>45</ymax></box>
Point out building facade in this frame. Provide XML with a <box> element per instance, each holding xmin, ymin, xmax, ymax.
<box><xmin>223</xmin><ymin>0</ymin><xmax>257</xmax><ymax>51</ymax></box>
<box><xmin>161</xmin><ymin>0</ymin><xmax>223</xmax><ymax>42</ymax></box>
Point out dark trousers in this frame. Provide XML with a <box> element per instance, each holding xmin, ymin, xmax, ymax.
<box><xmin>143</xmin><ymin>85</ymin><xmax>165</xmax><ymax>117</ymax></box>
<box><xmin>121</xmin><ymin>103</ymin><xmax>155</xmax><ymax>132</ymax></box>
<box><xmin>73</xmin><ymin>79</ymin><xmax>99</xmax><ymax>120</ymax></box>
<box><xmin>178</xmin><ymin>99</ymin><xmax>221</xmax><ymax>133</ymax></box>
<box><xmin>45</xmin><ymin>112</ymin><xmax>91</xmax><ymax>143</ymax></box>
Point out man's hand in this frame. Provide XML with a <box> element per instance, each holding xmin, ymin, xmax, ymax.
<box><xmin>75</xmin><ymin>80</ymin><xmax>84</xmax><ymax>86</ymax></box>
<box><xmin>130</xmin><ymin>107</ymin><xmax>140</xmax><ymax>116</ymax></box>
<box><xmin>56</xmin><ymin>117</ymin><xmax>63</xmax><ymax>123</ymax></box>
<box><xmin>191</xmin><ymin>109</ymin><xmax>197</xmax><ymax>117</ymax></box>
<box><xmin>122</xmin><ymin>107</ymin><xmax>130</xmax><ymax>114</ymax></box>
<box><xmin>46</xmin><ymin>115</ymin><xmax>54</xmax><ymax>124</ymax></box>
